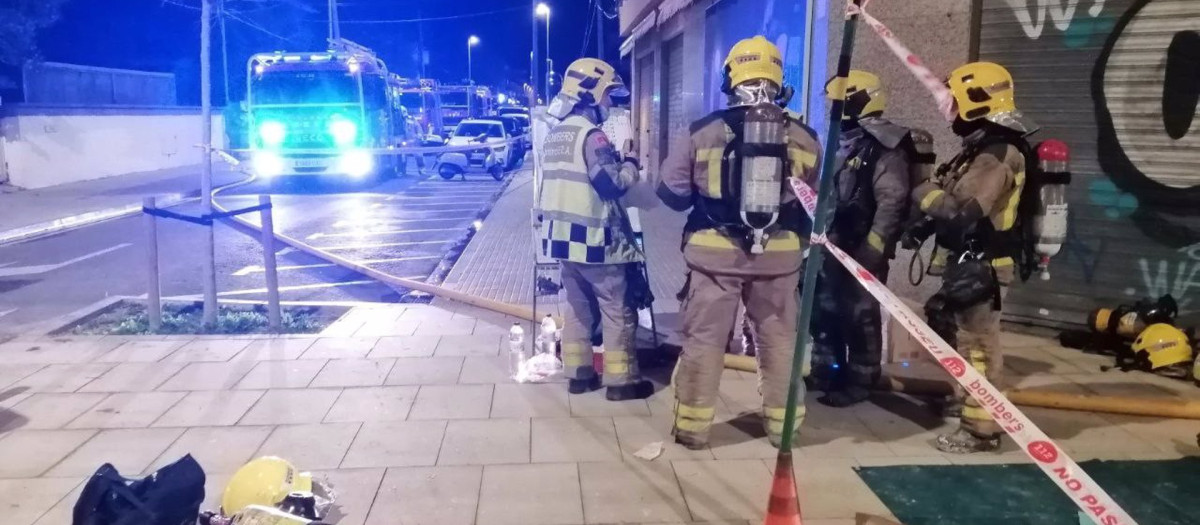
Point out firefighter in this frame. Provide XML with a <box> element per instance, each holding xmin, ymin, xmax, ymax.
<box><xmin>810</xmin><ymin>71</ymin><xmax>934</xmax><ymax>407</ymax></box>
<box><xmin>904</xmin><ymin>62</ymin><xmax>1038</xmax><ymax>453</ymax></box>
<box><xmin>658</xmin><ymin>36</ymin><xmax>821</xmax><ymax>449</ymax></box>
<box><xmin>539</xmin><ymin>58</ymin><xmax>655</xmax><ymax>401</ymax></box>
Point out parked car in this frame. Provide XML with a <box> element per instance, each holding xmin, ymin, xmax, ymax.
<box><xmin>436</xmin><ymin>119</ymin><xmax>512</xmax><ymax>180</ymax></box>
<box><xmin>492</xmin><ymin>115</ymin><xmax>529</xmax><ymax>165</ymax></box>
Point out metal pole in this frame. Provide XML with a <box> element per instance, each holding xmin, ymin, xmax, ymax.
<box><xmin>544</xmin><ymin>13</ymin><xmax>551</xmax><ymax>98</ymax></box>
<box><xmin>200</xmin><ymin>0</ymin><xmax>219</xmax><ymax>327</ymax></box>
<box><xmin>596</xmin><ymin>3</ymin><xmax>604</xmax><ymax>62</ymax></box>
<box><xmin>531</xmin><ymin>1</ymin><xmax>540</xmax><ymax>105</ymax></box>
<box><xmin>143</xmin><ymin>197</ymin><xmax>162</xmax><ymax>332</ymax></box>
<box><xmin>330</xmin><ymin>0</ymin><xmax>341</xmax><ymax>40</ymax></box>
<box><xmin>259</xmin><ymin>195</ymin><xmax>282</xmax><ymax>332</ymax></box>
<box><xmin>418</xmin><ymin>3</ymin><xmax>427</xmax><ymax>79</ymax></box>
<box><xmin>776</xmin><ymin>0</ymin><xmax>863</xmax><ymax>453</ymax></box>
<box><xmin>219</xmin><ymin>0</ymin><xmax>230</xmax><ymax>106</ymax></box>
<box><xmin>468</xmin><ymin>42</ymin><xmax>474</xmax><ymax>116</ymax></box>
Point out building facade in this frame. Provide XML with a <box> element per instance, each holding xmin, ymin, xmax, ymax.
<box><xmin>620</xmin><ymin>0</ymin><xmax>1200</xmax><ymax>329</ymax></box>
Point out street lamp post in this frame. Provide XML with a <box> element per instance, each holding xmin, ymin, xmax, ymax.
<box><xmin>536</xmin><ymin>3</ymin><xmax>551</xmax><ymax>99</ymax></box>
<box><xmin>468</xmin><ymin>35</ymin><xmax>480</xmax><ymax>116</ymax></box>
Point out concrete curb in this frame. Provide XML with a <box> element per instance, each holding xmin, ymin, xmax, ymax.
<box><xmin>0</xmin><ymin>193</ymin><xmax>192</xmax><ymax>246</ymax></box>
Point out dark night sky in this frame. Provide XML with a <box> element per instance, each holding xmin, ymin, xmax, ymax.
<box><xmin>35</xmin><ymin>0</ymin><xmax>620</xmax><ymax>105</ymax></box>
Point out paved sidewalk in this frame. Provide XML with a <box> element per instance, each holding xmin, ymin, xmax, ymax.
<box><xmin>439</xmin><ymin>170</ymin><xmax>689</xmax><ymax>315</ymax></box>
<box><xmin>0</xmin><ymin>303</ymin><xmax>1196</xmax><ymax>525</ymax></box>
<box><xmin>0</xmin><ymin>165</ymin><xmax>243</xmax><ymax>243</ymax></box>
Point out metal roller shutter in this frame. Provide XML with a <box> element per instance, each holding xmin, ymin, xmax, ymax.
<box><xmin>637</xmin><ymin>54</ymin><xmax>657</xmax><ymax>171</ymax></box>
<box><xmin>977</xmin><ymin>0</ymin><xmax>1200</xmax><ymax>328</ymax></box>
<box><xmin>663</xmin><ymin>34</ymin><xmax>686</xmax><ymax>164</ymax></box>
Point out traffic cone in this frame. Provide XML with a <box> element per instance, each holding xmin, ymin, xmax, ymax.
<box><xmin>764</xmin><ymin>452</ymin><xmax>803</xmax><ymax>525</ymax></box>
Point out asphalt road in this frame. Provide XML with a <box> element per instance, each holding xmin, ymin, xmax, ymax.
<box><xmin>0</xmin><ymin>162</ymin><xmax>523</xmax><ymax>334</ymax></box>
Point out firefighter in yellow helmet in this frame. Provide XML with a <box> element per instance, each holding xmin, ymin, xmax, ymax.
<box><xmin>903</xmin><ymin>62</ymin><xmax>1039</xmax><ymax>453</ymax></box>
<box><xmin>808</xmin><ymin>71</ymin><xmax>935</xmax><ymax>407</ymax></box>
<box><xmin>658</xmin><ymin>36</ymin><xmax>821</xmax><ymax>449</ymax></box>
<box><xmin>539</xmin><ymin>58</ymin><xmax>655</xmax><ymax>400</ymax></box>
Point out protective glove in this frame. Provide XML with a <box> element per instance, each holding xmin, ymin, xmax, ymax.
<box><xmin>900</xmin><ymin>216</ymin><xmax>935</xmax><ymax>250</ymax></box>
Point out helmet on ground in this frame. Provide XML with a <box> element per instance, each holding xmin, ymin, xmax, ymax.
<box><xmin>1132</xmin><ymin>324</ymin><xmax>1193</xmax><ymax>370</ymax></box>
<box><xmin>558</xmin><ymin>58</ymin><xmax>629</xmax><ymax>107</ymax></box>
<box><xmin>723</xmin><ymin>36</ymin><xmax>784</xmax><ymax>93</ymax></box>
<box><xmin>826</xmin><ymin>70</ymin><xmax>886</xmax><ymax>120</ymax></box>
<box><xmin>946</xmin><ymin>62</ymin><xmax>1017</xmax><ymax>122</ymax></box>
<box><xmin>222</xmin><ymin>456</ymin><xmax>303</xmax><ymax>515</ymax></box>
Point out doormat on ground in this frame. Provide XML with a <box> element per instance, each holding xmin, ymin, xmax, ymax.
<box><xmin>856</xmin><ymin>458</ymin><xmax>1200</xmax><ymax>525</ymax></box>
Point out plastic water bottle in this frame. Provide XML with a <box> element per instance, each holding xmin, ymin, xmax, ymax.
<box><xmin>539</xmin><ymin>315</ymin><xmax>558</xmax><ymax>356</ymax></box>
<box><xmin>509</xmin><ymin>323</ymin><xmax>527</xmax><ymax>379</ymax></box>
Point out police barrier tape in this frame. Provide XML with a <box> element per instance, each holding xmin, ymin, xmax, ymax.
<box><xmin>228</xmin><ymin>134</ymin><xmax>529</xmax><ymax>157</ymax></box>
<box><xmin>788</xmin><ymin>178</ymin><xmax>1138</xmax><ymax>525</ymax></box>
<box><xmin>847</xmin><ymin>0</ymin><xmax>956</xmax><ymax>122</ymax></box>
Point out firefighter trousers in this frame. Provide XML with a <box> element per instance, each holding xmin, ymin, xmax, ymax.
<box><xmin>560</xmin><ymin>261</ymin><xmax>640</xmax><ymax>387</ymax></box>
<box><xmin>946</xmin><ymin>284</ymin><xmax>1009</xmax><ymax>439</ymax></box>
<box><xmin>673</xmin><ymin>269</ymin><xmax>803</xmax><ymax>446</ymax></box>
<box><xmin>811</xmin><ymin>254</ymin><xmax>888</xmax><ymax>390</ymax></box>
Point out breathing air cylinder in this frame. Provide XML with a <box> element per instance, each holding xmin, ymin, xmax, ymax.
<box><xmin>1032</xmin><ymin>139</ymin><xmax>1072</xmax><ymax>280</ymax></box>
<box><xmin>739</xmin><ymin>102</ymin><xmax>787</xmax><ymax>254</ymax></box>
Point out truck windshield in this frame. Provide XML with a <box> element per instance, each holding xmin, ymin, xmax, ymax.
<box><xmin>252</xmin><ymin>70</ymin><xmax>360</xmax><ymax>105</ymax></box>
<box><xmin>455</xmin><ymin>122</ymin><xmax>503</xmax><ymax>138</ymax></box>
<box><xmin>400</xmin><ymin>92</ymin><xmax>425</xmax><ymax>111</ymax></box>
<box><xmin>443</xmin><ymin>92</ymin><xmax>469</xmax><ymax>106</ymax></box>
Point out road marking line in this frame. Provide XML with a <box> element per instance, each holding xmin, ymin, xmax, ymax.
<box><xmin>320</xmin><ymin>240</ymin><xmax>451</xmax><ymax>251</ymax></box>
<box><xmin>335</xmin><ymin>217</ymin><xmax>464</xmax><ymax>227</ymax></box>
<box><xmin>369</xmin><ymin>204</ymin><xmax>482</xmax><ymax>211</ymax></box>
<box><xmin>0</xmin><ymin>243</ymin><xmax>132</xmax><ymax>278</ymax></box>
<box><xmin>308</xmin><ymin>227</ymin><xmax>462</xmax><ymax>240</ymax></box>
<box><xmin>233</xmin><ymin>262</ymin><xmax>337</xmax><ymax>276</ymax></box>
<box><xmin>217</xmin><ymin>280</ymin><xmax>378</xmax><ymax>296</ymax></box>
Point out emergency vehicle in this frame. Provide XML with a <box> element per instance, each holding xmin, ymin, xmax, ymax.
<box><xmin>245</xmin><ymin>39</ymin><xmax>403</xmax><ymax>178</ymax></box>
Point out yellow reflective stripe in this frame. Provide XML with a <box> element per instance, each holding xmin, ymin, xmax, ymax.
<box><xmin>867</xmin><ymin>231</ymin><xmax>885</xmax><ymax>253</ymax></box>
<box><xmin>686</xmin><ymin>230</ymin><xmax>802</xmax><ymax>252</ymax></box>
<box><xmin>676</xmin><ymin>404</ymin><xmax>716</xmax><ymax>421</ymax></box>
<box><xmin>788</xmin><ymin>148</ymin><xmax>818</xmax><ymax>177</ymax></box>
<box><xmin>968</xmin><ymin>350</ymin><xmax>987</xmax><ymax>375</ymax></box>
<box><xmin>963</xmin><ymin>405</ymin><xmax>992</xmax><ymax>421</ymax></box>
<box><xmin>991</xmin><ymin>257</ymin><xmax>1014</xmax><ymax>268</ymax></box>
<box><xmin>763</xmin><ymin>406</ymin><xmax>804</xmax><ymax>436</ymax></box>
<box><xmin>562</xmin><ymin>344</ymin><xmax>588</xmax><ymax>367</ymax></box>
<box><xmin>604</xmin><ymin>353</ymin><xmax>630</xmax><ymax>375</ymax></box>
<box><xmin>932</xmin><ymin>249</ymin><xmax>948</xmax><ymax>267</ymax></box>
<box><xmin>920</xmin><ymin>189</ymin><xmax>945</xmax><ymax>212</ymax></box>
<box><xmin>693</xmin><ymin>148</ymin><xmax>725</xmax><ymax>199</ymax></box>
<box><xmin>674</xmin><ymin>418</ymin><xmax>711</xmax><ymax>432</ymax></box>
<box><xmin>999</xmin><ymin>170</ymin><xmax>1026</xmax><ymax>230</ymax></box>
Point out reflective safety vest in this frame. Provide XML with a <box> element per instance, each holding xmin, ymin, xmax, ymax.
<box><xmin>539</xmin><ymin>115</ymin><xmax>640</xmax><ymax>264</ymax></box>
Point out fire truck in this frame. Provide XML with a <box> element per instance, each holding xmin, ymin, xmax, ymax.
<box><xmin>245</xmin><ymin>39</ymin><xmax>404</xmax><ymax>178</ymax></box>
<box><xmin>438</xmin><ymin>84</ymin><xmax>495</xmax><ymax>131</ymax></box>
<box><xmin>392</xmin><ymin>76</ymin><xmax>446</xmax><ymax>138</ymax></box>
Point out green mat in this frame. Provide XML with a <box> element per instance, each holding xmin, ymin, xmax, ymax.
<box><xmin>856</xmin><ymin>458</ymin><xmax>1200</xmax><ymax>525</ymax></box>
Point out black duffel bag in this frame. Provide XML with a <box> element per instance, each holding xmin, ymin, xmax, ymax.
<box><xmin>73</xmin><ymin>454</ymin><xmax>206</xmax><ymax>525</ymax></box>
<box><xmin>941</xmin><ymin>253</ymin><xmax>1001</xmax><ymax>310</ymax></box>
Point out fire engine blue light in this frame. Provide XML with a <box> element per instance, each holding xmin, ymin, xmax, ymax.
<box><xmin>258</xmin><ymin>121</ymin><xmax>286</xmax><ymax>147</ymax></box>
<box><xmin>329</xmin><ymin>118</ymin><xmax>358</xmax><ymax>146</ymax></box>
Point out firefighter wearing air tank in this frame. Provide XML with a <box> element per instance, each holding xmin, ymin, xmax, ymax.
<box><xmin>809</xmin><ymin>70</ymin><xmax>934</xmax><ymax>408</ymax></box>
<box><xmin>657</xmin><ymin>36</ymin><xmax>821</xmax><ymax>449</ymax></box>
<box><xmin>905</xmin><ymin>62</ymin><xmax>1042</xmax><ymax>453</ymax></box>
<box><xmin>539</xmin><ymin>58</ymin><xmax>656</xmax><ymax>402</ymax></box>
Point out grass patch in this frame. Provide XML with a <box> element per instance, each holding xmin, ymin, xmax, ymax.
<box><xmin>69</xmin><ymin>301</ymin><xmax>343</xmax><ymax>336</ymax></box>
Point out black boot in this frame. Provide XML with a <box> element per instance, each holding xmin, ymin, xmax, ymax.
<box><xmin>935</xmin><ymin>429</ymin><xmax>1001</xmax><ymax>454</ymax></box>
<box><xmin>818</xmin><ymin>385</ymin><xmax>870</xmax><ymax>407</ymax></box>
<box><xmin>567</xmin><ymin>375</ymin><xmax>601</xmax><ymax>394</ymax></box>
<box><xmin>606</xmin><ymin>380</ymin><xmax>654</xmax><ymax>401</ymax></box>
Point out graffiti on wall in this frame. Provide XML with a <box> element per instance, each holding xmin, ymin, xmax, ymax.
<box><xmin>1093</xmin><ymin>0</ymin><xmax>1200</xmax><ymax>248</ymax></box>
<box><xmin>1006</xmin><ymin>0</ymin><xmax>1108</xmax><ymax>39</ymax></box>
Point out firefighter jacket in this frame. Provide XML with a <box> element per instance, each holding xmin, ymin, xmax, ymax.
<box><xmin>657</xmin><ymin>107</ymin><xmax>821</xmax><ymax>277</ymax></box>
<box><xmin>912</xmin><ymin>128</ymin><xmax>1027</xmax><ymax>284</ymax></box>
<box><xmin>830</xmin><ymin>117</ymin><xmax>917</xmax><ymax>266</ymax></box>
<box><xmin>540</xmin><ymin>113</ymin><xmax>643</xmax><ymax>265</ymax></box>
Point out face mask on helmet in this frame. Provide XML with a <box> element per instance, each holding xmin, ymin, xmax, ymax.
<box><xmin>728</xmin><ymin>78</ymin><xmax>781</xmax><ymax>107</ymax></box>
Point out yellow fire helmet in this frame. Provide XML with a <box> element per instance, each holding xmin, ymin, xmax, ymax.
<box><xmin>1132</xmin><ymin>323</ymin><xmax>1194</xmax><ymax>370</ymax></box>
<box><xmin>946</xmin><ymin>62</ymin><xmax>1017</xmax><ymax>122</ymax></box>
<box><xmin>723</xmin><ymin>36</ymin><xmax>784</xmax><ymax>92</ymax></box>
<box><xmin>558</xmin><ymin>58</ymin><xmax>629</xmax><ymax>106</ymax></box>
<box><xmin>222</xmin><ymin>456</ymin><xmax>306</xmax><ymax>515</ymax></box>
<box><xmin>826</xmin><ymin>70</ymin><xmax>886</xmax><ymax>120</ymax></box>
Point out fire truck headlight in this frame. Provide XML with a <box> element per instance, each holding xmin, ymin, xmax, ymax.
<box><xmin>253</xmin><ymin>151</ymin><xmax>285</xmax><ymax>178</ymax></box>
<box><xmin>329</xmin><ymin>118</ymin><xmax>358</xmax><ymax>146</ymax></box>
<box><xmin>339</xmin><ymin>150</ymin><xmax>374</xmax><ymax>178</ymax></box>
<box><xmin>258</xmin><ymin>121</ymin><xmax>287</xmax><ymax>147</ymax></box>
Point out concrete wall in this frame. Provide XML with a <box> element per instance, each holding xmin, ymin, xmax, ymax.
<box><xmin>0</xmin><ymin>107</ymin><xmax>225</xmax><ymax>189</ymax></box>
<box><xmin>620</xmin><ymin>0</ymin><xmax>663</xmax><ymax>35</ymax></box>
